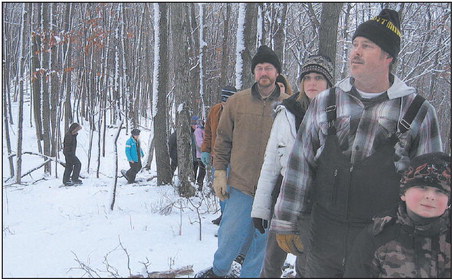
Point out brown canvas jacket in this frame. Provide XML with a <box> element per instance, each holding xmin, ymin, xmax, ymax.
<box><xmin>201</xmin><ymin>102</ymin><xmax>223</xmax><ymax>155</ymax></box>
<box><xmin>213</xmin><ymin>83</ymin><xmax>289</xmax><ymax>196</ymax></box>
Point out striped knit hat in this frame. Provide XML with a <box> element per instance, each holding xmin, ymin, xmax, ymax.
<box><xmin>299</xmin><ymin>55</ymin><xmax>334</xmax><ymax>87</ymax></box>
<box><xmin>221</xmin><ymin>86</ymin><xmax>237</xmax><ymax>102</ymax></box>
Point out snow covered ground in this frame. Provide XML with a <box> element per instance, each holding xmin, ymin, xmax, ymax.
<box><xmin>2</xmin><ymin>100</ymin><xmax>295</xmax><ymax>277</ymax></box>
<box><xmin>3</xmin><ymin>174</ymin><xmax>222</xmax><ymax>278</ymax></box>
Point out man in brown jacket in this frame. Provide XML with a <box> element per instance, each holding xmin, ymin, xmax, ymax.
<box><xmin>195</xmin><ymin>45</ymin><xmax>289</xmax><ymax>278</ymax></box>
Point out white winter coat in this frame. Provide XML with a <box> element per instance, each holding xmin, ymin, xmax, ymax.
<box><xmin>251</xmin><ymin>104</ymin><xmax>298</xmax><ymax>220</ymax></box>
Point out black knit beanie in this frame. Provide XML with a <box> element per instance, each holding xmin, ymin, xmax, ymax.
<box><xmin>400</xmin><ymin>152</ymin><xmax>451</xmax><ymax>195</ymax></box>
<box><xmin>352</xmin><ymin>9</ymin><xmax>401</xmax><ymax>59</ymax></box>
<box><xmin>251</xmin><ymin>45</ymin><xmax>282</xmax><ymax>74</ymax></box>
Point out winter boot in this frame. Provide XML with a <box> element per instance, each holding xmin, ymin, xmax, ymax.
<box><xmin>63</xmin><ymin>181</ymin><xmax>74</xmax><ymax>186</ymax></box>
<box><xmin>211</xmin><ymin>214</ymin><xmax>222</xmax><ymax>226</ymax></box>
<box><xmin>121</xmin><ymin>170</ymin><xmax>129</xmax><ymax>181</ymax></box>
<box><xmin>194</xmin><ymin>267</ymin><xmax>223</xmax><ymax>278</ymax></box>
<box><xmin>234</xmin><ymin>254</ymin><xmax>245</xmax><ymax>265</ymax></box>
<box><xmin>72</xmin><ymin>179</ymin><xmax>83</xmax><ymax>185</ymax></box>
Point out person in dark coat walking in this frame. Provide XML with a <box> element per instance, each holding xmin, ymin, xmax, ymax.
<box><xmin>344</xmin><ymin>152</ymin><xmax>450</xmax><ymax>278</ymax></box>
<box><xmin>122</xmin><ymin>128</ymin><xmax>144</xmax><ymax>183</ymax></box>
<box><xmin>63</xmin><ymin>123</ymin><xmax>83</xmax><ymax>186</ymax></box>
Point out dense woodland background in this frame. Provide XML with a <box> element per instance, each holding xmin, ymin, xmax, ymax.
<box><xmin>2</xmin><ymin>3</ymin><xmax>450</xmax><ymax>195</ymax></box>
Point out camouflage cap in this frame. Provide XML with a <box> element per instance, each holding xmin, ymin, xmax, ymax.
<box><xmin>400</xmin><ymin>152</ymin><xmax>451</xmax><ymax>194</ymax></box>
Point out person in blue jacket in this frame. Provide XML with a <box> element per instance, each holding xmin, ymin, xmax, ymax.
<box><xmin>122</xmin><ymin>128</ymin><xmax>144</xmax><ymax>183</ymax></box>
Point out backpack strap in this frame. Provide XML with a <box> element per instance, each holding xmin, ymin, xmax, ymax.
<box><xmin>398</xmin><ymin>94</ymin><xmax>425</xmax><ymax>134</ymax></box>
<box><xmin>326</xmin><ymin>87</ymin><xmax>337</xmax><ymax>135</ymax></box>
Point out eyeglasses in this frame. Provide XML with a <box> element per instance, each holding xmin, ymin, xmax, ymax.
<box><xmin>255</xmin><ymin>66</ymin><xmax>276</xmax><ymax>73</ymax></box>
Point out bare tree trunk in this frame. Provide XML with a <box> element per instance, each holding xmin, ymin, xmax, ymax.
<box><xmin>339</xmin><ymin>3</ymin><xmax>353</xmax><ymax>80</ymax></box>
<box><xmin>318</xmin><ymin>3</ymin><xmax>343</xmax><ymax>73</ymax></box>
<box><xmin>15</xmin><ymin>3</ymin><xmax>28</xmax><ymax>184</ymax></box>
<box><xmin>31</xmin><ymin>3</ymin><xmax>43</xmax><ymax>155</ymax></box>
<box><xmin>170</xmin><ymin>3</ymin><xmax>196</xmax><ymax>197</ymax></box>
<box><xmin>188</xmin><ymin>3</ymin><xmax>200</xmax><ymax>115</ymax></box>
<box><xmin>111</xmin><ymin>120</ymin><xmax>124</xmax><ymax>211</ymax></box>
<box><xmin>50</xmin><ymin>3</ymin><xmax>60</xmax><ymax>177</ymax></box>
<box><xmin>153</xmin><ymin>3</ymin><xmax>173</xmax><ymax>185</ymax></box>
<box><xmin>272</xmin><ymin>3</ymin><xmax>288</xmax><ymax>65</ymax></box>
<box><xmin>219</xmin><ymin>3</ymin><xmax>231</xmax><ymax>95</ymax></box>
<box><xmin>175</xmin><ymin>105</ymin><xmax>196</xmax><ymax>197</ymax></box>
<box><xmin>63</xmin><ymin>3</ymin><xmax>73</xmax><ymax>130</ymax></box>
<box><xmin>41</xmin><ymin>3</ymin><xmax>52</xmax><ymax>173</ymax></box>
<box><xmin>236</xmin><ymin>3</ymin><xmax>258</xmax><ymax>90</ymax></box>
<box><xmin>3</xmin><ymin>57</ymin><xmax>14</xmax><ymax>178</ymax></box>
<box><xmin>120</xmin><ymin>3</ymin><xmax>133</xmax><ymax>128</ymax></box>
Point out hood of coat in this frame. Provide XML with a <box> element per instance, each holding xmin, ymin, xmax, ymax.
<box><xmin>272</xmin><ymin>92</ymin><xmax>308</xmax><ymax>132</ymax></box>
<box><xmin>336</xmin><ymin>75</ymin><xmax>416</xmax><ymax>99</ymax></box>
<box><xmin>67</xmin><ymin>123</ymin><xmax>81</xmax><ymax>135</ymax></box>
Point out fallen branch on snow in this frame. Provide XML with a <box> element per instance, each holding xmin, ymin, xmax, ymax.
<box><xmin>146</xmin><ymin>265</ymin><xmax>194</xmax><ymax>278</ymax></box>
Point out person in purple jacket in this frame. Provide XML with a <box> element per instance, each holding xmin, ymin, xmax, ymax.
<box><xmin>192</xmin><ymin>116</ymin><xmax>206</xmax><ymax>191</ymax></box>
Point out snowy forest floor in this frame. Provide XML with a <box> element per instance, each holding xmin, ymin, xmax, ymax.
<box><xmin>3</xmin><ymin>173</ymin><xmax>296</xmax><ymax>278</ymax></box>
<box><xmin>3</xmin><ymin>100</ymin><xmax>295</xmax><ymax>277</ymax></box>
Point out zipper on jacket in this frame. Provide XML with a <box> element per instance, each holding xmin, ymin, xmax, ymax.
<box><xmin>332</xmin><ymin>168</ymin><xmax>338</xmax><ymax>204</ymax></box>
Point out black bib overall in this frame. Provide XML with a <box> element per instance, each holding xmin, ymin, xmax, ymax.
<box><xmin>305</xmin><ymin>88</ymin><xmax>424</xmax><ymax>277</ymax></box>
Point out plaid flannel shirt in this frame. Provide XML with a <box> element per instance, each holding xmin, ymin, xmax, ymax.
<box><xmin>271</xmin><ymin>76</ymin><xmax>443</xmax><ymax>234</ymax></box>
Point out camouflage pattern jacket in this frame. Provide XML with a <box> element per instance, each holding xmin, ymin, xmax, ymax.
<box><xmin>344</xmin><ymin>203</ymin><xmax>450</xmax><ymax>278</ymax></box>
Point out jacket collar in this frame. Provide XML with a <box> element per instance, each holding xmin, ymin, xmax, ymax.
<box><xmin>251</xmin><ymin>82</ymin><xmax>281</xmax><ymax>101</ymax></box>
<box><xmin>397</xmin><ymin>203</ymin><xmax>449</xmax><ymax>237</ymax></box>
<box><xmin>336</xmin><ymin>75</ymin><xmax>416</xmax><ymax>99</ymax></box>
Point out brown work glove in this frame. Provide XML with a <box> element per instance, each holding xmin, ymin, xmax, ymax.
<box><xmin>212</xmin><ymin>170</ymin><xmax>228</xmax><ymax>201</ymax></box>
<box><xmin>276</xmin><ymin>234</ymin><xmax>304</xmax><ymax>256</ymax></box>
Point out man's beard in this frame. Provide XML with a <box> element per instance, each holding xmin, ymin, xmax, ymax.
<box><xmin>258</xmin><ymin>76</ymin><xmax>274</xmax><ymax>87</ymax></box>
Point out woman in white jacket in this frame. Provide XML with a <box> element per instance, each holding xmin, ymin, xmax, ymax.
<box><xmin>252</xmin><ymin>55</ymin><xmax>334</xmax><ymax>278</ymax></box>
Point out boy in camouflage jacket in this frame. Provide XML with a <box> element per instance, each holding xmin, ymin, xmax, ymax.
<box><xmin>344</xmin><ymin>152</ymin><xmax>450</xmax><ymax>278</ymax></box>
